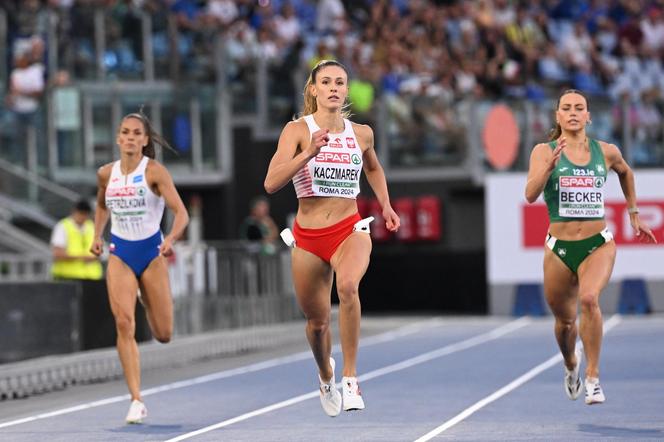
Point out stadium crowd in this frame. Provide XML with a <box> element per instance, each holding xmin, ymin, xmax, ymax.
<box><xmin>2</xmin><ymin>0</ymin><xmax>663</xmax><ymax>165</ymax></box>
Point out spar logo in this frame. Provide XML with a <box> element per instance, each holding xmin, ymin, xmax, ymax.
<box><xmin>351</xmin><ymin>154</ymin><xmax>361</xmax><ymax>165</ymax></box>
<box><xmin>107</xmin><ymin>187</ymin><xmax>137</xmax><ymax>197</ymax></box>
<box><xmin>560</xmin><ymin>176</ymin><xmax>595</xmax><ymax>187</ymax></box>
<box><xmin>328</xmin><ymin>137</ymin><xmax>343</xmax><ymax>148</ymax></box>
<box><xmin>316</xmin><ymin>152</ymin><xmax>350</xmax><ymax>163</ymax></box>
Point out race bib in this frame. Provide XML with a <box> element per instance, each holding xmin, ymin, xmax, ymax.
<box><xmin>558</xmin><ymin>176</ymin><xmax>605</xmax><ymax>218</ymax></box>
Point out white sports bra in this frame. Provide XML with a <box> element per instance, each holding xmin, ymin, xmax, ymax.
<box><xmin>105</xmin><ymin>156</ymin><xmax>165</xmax><ymax>240</ymax></box>
<box><xmin>292</xmin><ymin>115</ymin><xmax>363</xmax><ymax>199</ymax></box>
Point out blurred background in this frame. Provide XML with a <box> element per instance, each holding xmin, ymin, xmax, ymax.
<box><xmin>0</xmin><ymin>0</ymin><xmax>663</xmax><ymax>367</ymax></box>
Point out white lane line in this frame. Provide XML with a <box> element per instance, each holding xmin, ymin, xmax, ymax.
<box><xmin>413</xmin><ymin>314</ymin><xmax>622</xmax><ymax>442</ymax></box>
<box><xmin>164</xmin><ymin>317</ymin><xmax>532</xmax><ymax>442</ymax></box>
<box><xmin>0</xmin><ymin>318</ymin><xmax>445</xmax><ymax>429</ymax></box>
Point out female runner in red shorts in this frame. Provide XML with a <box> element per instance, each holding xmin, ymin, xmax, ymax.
<box><xmin>264</xmin><ymin>60</ymin><xmax>400</xmax><ymax>416</ymax></box>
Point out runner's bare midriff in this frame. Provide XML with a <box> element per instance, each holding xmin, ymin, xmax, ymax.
<box><xmin>296</xmin><ymin>197</ymin><xmax>358</xmax><ymax>228</ymax></box>
<box><xmin>549</xmin><ymin>219</ymin><xmax>607</xmax><ymax>241</ymax></box>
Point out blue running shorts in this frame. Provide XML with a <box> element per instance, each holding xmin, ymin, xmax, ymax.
<box><xmin>109</xmin><ymin>230</ymin><xmax>163</xmax><ymax>277</ymax></box>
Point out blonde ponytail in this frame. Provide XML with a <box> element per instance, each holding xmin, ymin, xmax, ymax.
<box><xmin>301</xmin><ymin>74</ymin><xmax>318</xmax><ymax>116</ymax></box>
<box><xmin>297</xmin><ymin>59</ymin><xmax>352</xmax><ymax>119</ymax></box>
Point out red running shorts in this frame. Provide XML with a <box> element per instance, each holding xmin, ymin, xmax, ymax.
<box><xmin>293</xmin><ymin>212</ymin><xmax>362</xmax><ymax>263</ymax></box>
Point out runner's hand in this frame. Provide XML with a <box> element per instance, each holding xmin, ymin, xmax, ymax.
<box><xmin>631</xmin><ymin>214</ymin><xmax>657</xmax><ymax>244</ymax></box>
<box><xmin>90</xmin><ymin>238</ymin><xmax>104</xmax><ymax>256</ymax></box>
<box><xmin>548</xmin><ymin>136</ymin><xmax>566</xmax><ymax>171</ymax></box>
<box><xmin>160</xmin><ymin>237</ymin><xmax>175</xmax><ymax>257</ymax></box>
<box><xmin>383</xmin><ymin>205</ymin><xmax>400</xmax><ymax>232</ymax></box>
<box><xmin>306</xmin><ymin>129</ymin><xmax>329</xmax><ymax>158</ymax></box>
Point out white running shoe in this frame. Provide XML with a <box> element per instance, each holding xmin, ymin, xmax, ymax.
<box><xmin>342</xmin><ymin>376</ymin><xmax>365</xmax><ymax>411</ymax></box>
<box><xmin>584</xmin><ymin>377</ymin><xmax>606</xmax><ymax>405</ymax></box>
<box><xmin>125</xmin><ymin>399</ymin><xmax>147</xmax><ymax>424</ymax></box>
<box><xmin>318</xmin><ymin>357</ymin><xmax>342</xmax><ymax>417</ymax></box>
<box><xmin>564</xmin><ymin>346</ymin><xmax>583</xmax><ymax>400</ymax></box>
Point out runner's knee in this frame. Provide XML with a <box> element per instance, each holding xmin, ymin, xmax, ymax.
<box><xmin>555</xmin><ymin>316</ymin><xmax>576</xmax><ymax>331</ymax></box>
<box><xmin>114</xmin><ymin>313</ymin><xmax>135</xmax><ymax>338</ymax></box>
<box><xmin>336</xmin><ymin>277</ymin><xmax>359</xmax><ymax>304</ymax></box>
<box><xmin>579</xmin><ymin>291</ymin><xmax>600</xmax><ymax>311</ymax></box>
<box><xmin>307</xmin><ymin>317</ymin><xmax>330</xmax><ymax>337</ymax></box>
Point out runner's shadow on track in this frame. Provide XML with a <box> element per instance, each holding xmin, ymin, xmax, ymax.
<box><xmin>108</xmin><ymin>424</ymin><xmax>183</xmax><ymax>434</ymax></box>
<box><xmin>579</xmin><ymin>423</ymin><xmax>663</xmax><ymax>438</ymax></box>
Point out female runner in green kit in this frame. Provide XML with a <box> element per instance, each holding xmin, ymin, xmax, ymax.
<box><xmin>525</xmin><ymin>89</ymin><xmax>656</xmax><ymax>405</ymax></box>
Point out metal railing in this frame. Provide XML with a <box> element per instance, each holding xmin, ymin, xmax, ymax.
<box><xmin>0</xmin><ymin>252</ymin><xmax>51</xmax><ymax>280</ymax></box>
<box><xmin>378</xmin><ymin>95</ymin><xmax>664</xmax><ymax>183</ymax></box>
<box><xmin>0</xmin><ymin>241</ymin><xmax>299</xmax><ymax>335</ymax></box>
<box><xmin>0</xmin><ymin>10</ymin><xmax>6</xmax><ymax>92</ymax></box>
<box><xmin>169</xmin><ymin>242</ymin><xmax>297</xmax><ymax>335</ymax></box>
<box><xmin>0</xmin><ymin>157</ymin><xmax>81</xmax><ymax>248</ymax></box>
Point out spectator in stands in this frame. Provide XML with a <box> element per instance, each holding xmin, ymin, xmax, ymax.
<box><xmin>239</xmin><ymin>195</ymin><xmax>279</xmax><ymax>255</ymax></box>
<box><xmin>90</xmin><ymin>111</ymin><xmax>189</xmax><ymax>424</ymax></box>
<box><xmin>264</xmin><ymin>59</ymin><xmax>400</xmax><ymax>417</ymax></box>
<box><xmin>5</xmin><ymin>0</ymin><xmax>664</xmax><ymax>171</ymax></box>
<box><xmin>6</xmin><ymin>0</ymin><xmax>49</xmax><ymax>50</ymax></box>
<box><xmin>307</xmin><ymin>37</ymin><xmax>335</xmax><ymax>70</ymax></box>
<box><xmin>560</xmin><ymin>20</ymin><xmax>594</xmax><ymax>71</ymax></box>
<box><xmin>51</xmin><ymin>199</ymin><xmax>103</xmax><ymax>281</ymax></box>
<box><xmin>492</xmin><ymin>0</ymin><xmax>516</xmax><ymax>29</ymax></box>
<box><xmin>347</xmin><ymin>63</ymin><xmax>375</xmax><ymax>125</ymax></box>
<box><xmin>525</xmin><ymin>89</ymin><xmax>656</xmax><ymax>407</ymax></box>
<box><xmin>505</xmin><ymin>5</ymin><xmax>546</xmax><ymax>80</ymax></box>
<box><xmin>69</xmin><ymin>0</ymin><xmax>98</xmax><ymax>78</ymax></box>
<box><xmin>273</xmin><ymin>2</ymin><xmax>302</xmax><ymax>46</ymax></box>
<box><xmin>204</xmin><ymin>0</ymin><xmax>240</xmax><ymax>28</ymax></box>
<box><xmin>170</xmin><ymin>0</ymin><xmax>204</xmax><ymax>77</ymax></box>
<box><xmin>640</xmin><ymin>7</ymin><xmax>664</xmax><ymax>52</ymax></box>
<box><xmin>538</xmin><ymin>42</ymin><xmax>569</xmax><ymax>86</ymax></box>
<box><xmin>6</xmin><ymin>41</ymin><xmax>45</xmax><ymax>125</ymax></box>
<box><xmin>316</xmin><ymin>0</ymin><xmax>346</xmax><ymax>34</ymax></box>
<box><xmin>4</xmin><ymin>42</ymin><xmax>45</xmax><ymax>166</ymax></box>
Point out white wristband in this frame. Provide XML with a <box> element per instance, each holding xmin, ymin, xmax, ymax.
<box><xmin>627</xmin><ymin>207</ymin><xmax>639</xmax><ymax>214</ymax></box>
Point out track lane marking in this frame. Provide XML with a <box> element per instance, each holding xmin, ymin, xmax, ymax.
<box><xmin>164</xmin><ymin>317</ymin><xmax>532</xmax><ymax>441</ymax></box>
<box><xmin>413</xmin><ymin>314</ymin><xmax>622</xmax><ymax>441</ymax></box>
<box><xmin>0</xmin><ymin>317</ymin><xmax>448</xmax><ymax>429</ymax></box>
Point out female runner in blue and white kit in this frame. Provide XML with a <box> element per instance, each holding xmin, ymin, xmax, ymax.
<box><xmin>265</xmin><ymin>60</ymin><xmax>400</xmax><ymax>417</ymax></box>
<box><xmin>526</xmin><ymin>90</ymin><xmax>656</xmax><ymax>405</ymax></box>
<box><xmin>91</xmin><ymin>112</ymin><xmax>189</xmax><ymax>423</ymax></box>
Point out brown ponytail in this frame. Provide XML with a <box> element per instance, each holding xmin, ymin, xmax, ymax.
<box><xmin>297</xmin><ymin>59</ymin><xmax>352</xmax><ymax>119</ymax></box>
<box><xmin>121</xmin><ymin>110</ymin><xmax>177</xmax><ymax>159</ymax></box>
<box><xmin>548</xmin><ymin>123</ymin><xmax>562</xmax><ymax>142</ymax></box>
<box><xmin>548</xmin><ymin>89</ymin><xmax>589</xmax><ymax>141</ymax></box>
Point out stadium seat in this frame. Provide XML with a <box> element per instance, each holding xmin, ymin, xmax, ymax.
<box><xmin>512</xmin><ymin>283</ymin><xmax>547</xmax><ymax>316</ymax></box>
<box><xmin>618</xmin><ymin>278</ymin><xmax>652</xmax><ymax>315</ymax></box>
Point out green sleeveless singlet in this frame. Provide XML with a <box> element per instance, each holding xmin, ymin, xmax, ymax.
<box><xmin>543</xmin><ymin>138</ymin><xmax>607</xmax><ymax>223</ymax></box>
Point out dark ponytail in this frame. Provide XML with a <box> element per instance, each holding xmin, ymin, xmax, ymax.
<box><xmin>121</xmin><ymin>110</ymin><xmax>177</xmax><ymax>159</ymax></box>
<box><xmin>548</xmin><ymin>89</ymin><xmax>589</xmax><ymax>141</ymax></box>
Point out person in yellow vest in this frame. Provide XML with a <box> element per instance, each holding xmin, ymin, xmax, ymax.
<box><xmin>50</xmin><ymin>199</ymin><xmax>103</xmax><ymax>280</ymax></box>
